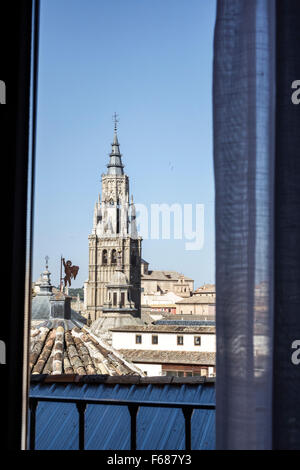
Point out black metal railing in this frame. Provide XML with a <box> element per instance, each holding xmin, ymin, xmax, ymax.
<box><xmin>29</xmin><ymin>395</ymin><xmax>215</xmax><ymax>451</ymax></box>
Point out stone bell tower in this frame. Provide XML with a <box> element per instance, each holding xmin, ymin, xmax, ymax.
<box><xmin>85</xmin><ymin>116</ymin><xmax>142</xmax><ymax>322</ymax></box>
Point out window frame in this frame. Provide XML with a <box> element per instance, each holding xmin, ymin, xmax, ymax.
<box><xmin>135</xmin><ymin>334</ymin><xmax>142</xmax><ymax>344</ymax></box>
<box><xmin>152</xmin><ymin>335</ymin><xmax>158</xmax><ymax>345</ymax></box>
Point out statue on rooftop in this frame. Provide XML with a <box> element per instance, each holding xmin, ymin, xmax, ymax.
<box><xmin>62</xmin><ymin>257</ymin><xmax>79</xmax><ymax>288</ymax></box>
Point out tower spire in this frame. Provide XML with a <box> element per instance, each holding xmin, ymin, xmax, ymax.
<box><xmin>107</xmin><ymin>113</ymin><xmax>124</xmax><ymax>175</ymax></box>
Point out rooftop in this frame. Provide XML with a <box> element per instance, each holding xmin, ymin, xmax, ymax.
<box><xmin>30</xmin><ymin>322</ymin><xmax>144</xmax><ymax>376</ymax></box>
<box><xmin>194</xmin><ymin>284</ymin><xmax>216</xmax><ymax>293</ymax></box>
<box><xmin>117</xmin><ymin>349</ymin><xmax>216</xmax><ymax>366</ymax></box>
<box><xmin>155</xmin><ymin>318</ymin><xmax>216</xmax><ymax>326</ymax></box>
<box><xmin>176</xmin><ymin>296</ymin><xmax>216</xmax><ymax>305</ymax></box>
<box><xmin>110</xmin><ymin>324</ymin><xmax>216</xmax><ymax>334</ymax></box>
<box><xmin>141</xmin><ymin>270</ymin><xmax>193</xmax><ymax>281</ymax></box>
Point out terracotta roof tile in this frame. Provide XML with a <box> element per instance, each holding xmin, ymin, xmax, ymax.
<box><xmin>30</xmin><ymin>323</ymin><xmax>145</xmax><ymax>377</ymax></box>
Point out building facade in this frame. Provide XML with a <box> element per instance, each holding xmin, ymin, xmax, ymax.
<box><xmin>85</xmin><ymin>124</ymin><xmax>142</xmax><ymax>321</ymax></box>
<box><xmin>175</xmin><ymin>296</ymin><xmax>215</xmax><ymax>316</ymax></box>
<box><xmin>175</xmin><ymin>283</ymin><xmax>216</xmax><ymax>317</ymax></box>
<box><xmin>141</xmin><ymin>260</ymin><xmax>194</xmax><ymax>296</ymax></box>
<box><xmin>110</xmin><ymin>324</ymin><xmax>216</xmax><ymax>377</ymax></box>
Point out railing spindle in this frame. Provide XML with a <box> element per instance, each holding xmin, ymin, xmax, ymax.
<box><xmin>76</xmin><ymin>402</ymin><xmax>87</xmax><ymax>450</ymax></box>
<box><xmin>182</xmin><ymin>406</ymin><xmax>194</xmax><ymax>450</ymax></box>
<box><xmin>29</xmin><ymin>397</ymin><xmax>38</xmax><ymax>450</ymax></box>
<box><xmin>128</xmin><ymin>404</ymin><xmax>139</xmax><ymax>451</ymax></box>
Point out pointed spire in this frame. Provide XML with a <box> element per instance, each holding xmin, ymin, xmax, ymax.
<box><xmin>39</xmin><ymin>256</ymin><xmax>53</xmax><ymax>296</ymax></box>
<box><xmin>107</xmin><ymin>113</ymin><xmax>124</xmax><ymax>176</ymax></box>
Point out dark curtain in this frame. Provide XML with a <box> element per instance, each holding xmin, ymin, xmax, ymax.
<box><xmin>273</xmin><ymin>0</ymin><xmax>300</xmax><ymax>450</ymax></box>
<box><xmin>1</xmin><ymin>0</ymin><xmax>39</xmax><ymax>449</ymax></box>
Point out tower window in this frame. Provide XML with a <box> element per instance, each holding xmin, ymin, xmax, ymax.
<box><xmin>152</xmin><ymin>335</ymin><xmax>158</xmax><ymax>345</ymax></box>
<box><xmin>102</xmin><ymin>250</ymin><xmax>107</xmax><ymax>265</ymax></box>
<box><xmin>113</xmin><ymin>292</ymin><xmax>117</xmax><ymax>306</ymax></box>
<box><xmin>177</xmin><ymin>336</ymin><xmax>184</xmax><ymax>346</ymax></box>
<box><xmin>111</xmin><ymin>249</ymin><xmax>117</xmax><ymax>265</ymax></box>
<box><xmin>194</xmin><ymin>336</ymin><xmax>201</xmax><ymax>346</ymax></box>
<box><xmin>135</xmin><ymin>335</ymin><xmax>142</xmax><ymax>344</ymax></box>
<box><xmin>121</xmin><ymin>292</ymin><xmax>125</xmax><ymax>307</ymax></box>
<box><xmin>131</xmin><ymin>254</ymin><xmax>136</xmax><ymax>266</ymax></box>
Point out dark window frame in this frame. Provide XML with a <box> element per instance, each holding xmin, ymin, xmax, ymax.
<box><xmin>135</xmin><ymin>334</ymin><xmax>142</xmax><ymax>344</ymax></box>
<box><xmin>152</xmin><ymin>335</ymin><xmax>158</xmax><ymax>345</ymax></box>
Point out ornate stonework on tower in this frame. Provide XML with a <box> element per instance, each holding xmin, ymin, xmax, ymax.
<box><xmin>86</xmin><ymin>117</ymin><xmax>142</xmax><ymax>322</ymax></box>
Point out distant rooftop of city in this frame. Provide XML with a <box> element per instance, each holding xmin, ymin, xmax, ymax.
<box><xmin>176</xmin><ymin>296</ymin><xmax>216</xmax><ymax>305</ymax></box>
<box><xmin>109</xmin><ymin>325</ymin><xmax>215</xmax><ymax>334</ymax></box>
<box><xmin>141</xmin><ymin>270</ymin><xmax>193</xmax><ymax>281</ymax></box>
<box><xmin>117</xmin><ymin>349</ymin><xmax>216</xmax><ymax>366</ymax></box>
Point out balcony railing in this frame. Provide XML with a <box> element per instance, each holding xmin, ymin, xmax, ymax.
<box><xmin>29</xmin><ymin>395</ymin><xmax>215</xmax><ymax>451</ymax></box>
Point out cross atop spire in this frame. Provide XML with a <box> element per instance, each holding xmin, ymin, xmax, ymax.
<box><xmin>113</xmin><ymin>112</ymin><xmax>119</xmax><ymax>133</ymax></box>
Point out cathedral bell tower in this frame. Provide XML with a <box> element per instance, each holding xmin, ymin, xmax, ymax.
<box><xmin>86</xmin><ymin>116</ymin><xmax>142</xmax><ymax>322</ymax></box>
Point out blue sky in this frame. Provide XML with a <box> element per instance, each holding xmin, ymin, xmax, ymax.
<box><xmin>33</xmin><ymin>0</ymin><xmax>216</xmax><ymax>289</ymax></box>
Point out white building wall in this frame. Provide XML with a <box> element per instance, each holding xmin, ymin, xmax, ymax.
<box><xmin>135</xmin><ymin>363</ymin><xmax>162</xmax><ymax>376</ymax></box>
<box><xmin>142</xmin><ymin>291</ymin><xmax>183</xmax><ymax>306</ymax></box>
<box><xmin>112</xmin><ymin>331</ymin><xmax>216</xmax><ymax>353</ymax></box>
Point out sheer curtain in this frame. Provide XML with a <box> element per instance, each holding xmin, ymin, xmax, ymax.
<box><xmin>213</xmin><ymin>0</ymin><xmax>300</xmax><ymax>450</ymax></box>
<box><xmin>213</xmin><ymin>0</ymin><xmax>275</xmax><ymax>450</ymax></box>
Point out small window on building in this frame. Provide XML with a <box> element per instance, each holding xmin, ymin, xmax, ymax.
<box><xmin>152</xmin><ymin>335</ymin><xmax>158</xmax><ymax>345</ymax></box>
<box><xmin>136</xmin><ymin>335</ymin><xmax>142</xmax><ymax>344</ymax></box>
<box><xmin>177</xmin><ymin>335</ymin><xmax>184</xmax><ymax>345</ymax></box>
<box><xmin>166</xmin><ymin>370</ymin><xmax>177</xmax><ymax>377</ymax></box>
<box><xmin>121</xmin><ymin>292</ymin><xmax>125</xmax><ymax>307</ymax></box>
<box><xmin>194</xmin><ymin>336</ymin><xmax>201</xmax><ymax>346</ymax></box>
<box><xmin>113</xmin><ymin>292</ymin><xmax>117</xmax><ymax>306</ymax></box>
<box><xmin>102</xmin><ymin>249</ymin><xmax>107</xmax><ymax>265</ymax></box>
<box><xmin>111</xmin><ymin>249</ymin><xmax>117</xmax><ymax>265</ymax></box>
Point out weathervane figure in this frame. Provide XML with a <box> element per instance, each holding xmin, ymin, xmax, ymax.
<box><xmin>60</xmin><ymin>256</ymin><xmax>79</xmax><ymax>289</ymax></box>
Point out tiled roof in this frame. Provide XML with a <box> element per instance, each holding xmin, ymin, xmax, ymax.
<box><xmin>156</xmin><ymin>314</ymin><xmax>215</xmax><ymax>322</ymax></box>
<box><xmin>110</xmin><ymin>324</ymin><xmax>215</xmax><ymax>334</ymax></box>
<box><xmin>30</xmin><ymin>321</ymin><xmax>144</xmax><ymax>376</ymax></box>
<box><xmin>194</xmin><ymin>284</ymin><xmax>216</xmax><ymax>293</ymax></box>
<box><xmin>117</xmin><ymin>349</ymin><xmax>216</xmax><ymax>365</ymax></box>
<box><xmin>176</xmin><ymin>296</ymin><xmax>216</xmax><ymax>305</ymax></box>
<box><xmin>141</xmin><ymin>270</ymin><xmax>193</xmax><ymax>281</ymax></box>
